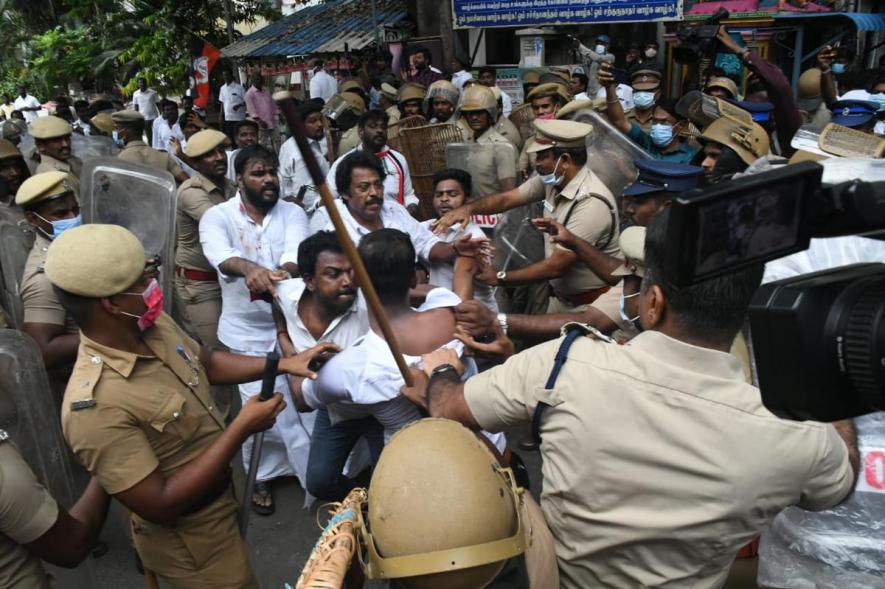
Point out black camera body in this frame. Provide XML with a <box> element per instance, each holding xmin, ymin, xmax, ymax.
<box><xmin>673</xmin><ymin>8</ymin><xmax>730</xmax><ymax>65</ymax></box>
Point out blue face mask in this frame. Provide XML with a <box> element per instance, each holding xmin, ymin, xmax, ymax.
<box><xmin>35</xmin><ymin>213</ymin><xmax>82</xmax><ymax>239</ymax></box>
<box><xmin>832</xmin><ymin>62</ymin><xmax>846</xmax><ymax>75</ymax></box>
<box><xmin>634</xmin><ymin>92</ymin><xmax>655</xmax><ymax>110</ymax></box>
<box><xmin>111</xmin><ymin>130</ymin><xmax>125</xmax><ymax>147</ymax></box>
<box><xmin>649</xmin><ymin>123</ymin><xmax>674</xmax><ymax>147</ymax></box>
<box><xmin>539</xmin><ymin>154</ymin><xmax>565</xmax><ymax>186</ymax></box>
<box><xmin>870</xmin><ymin>93</ymin><xmax>885</xmax><ymax>112</ymax></box>
<box><xmin>619</xmin><ymin>291</ymin><xmax>640</xmax><ymax>327</ymax></box>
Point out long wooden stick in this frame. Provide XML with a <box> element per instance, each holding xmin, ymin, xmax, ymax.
<box><xmin>275</xmin><ymin>95</ymin><xmax>413</xmax><ymax>386</ymax></box>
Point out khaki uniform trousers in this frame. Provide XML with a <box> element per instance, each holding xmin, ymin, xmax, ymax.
<box><xmin>173</xmin><ymin>274</ymin><xmax>235</xmax><ymax>418</ymax></box>
<box><xmin>131</xmin><ymin>489</ymin><xmax>258</xmax><ymax>589</ymax></box>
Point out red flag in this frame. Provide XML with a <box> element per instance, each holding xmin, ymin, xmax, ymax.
<box><xmin>191</xmin><ymin>38</ymin><xmax>221</xmax><ymax>109</ymax></box>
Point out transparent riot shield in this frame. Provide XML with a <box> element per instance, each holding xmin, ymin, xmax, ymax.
<box><xmin>80</xmin><ymin>158</ymin><xmax>176</xmax><ymax>312</ymax></box>
<box><xmin>72</xmin><ymin>133</ymin><xmax>120</xmax><ymax>162</ymax></box>
<box><xmin>0</xmin><ymin>329</ymin><xmax>95</xmax><ymax>587</ymax></box>
<box><xmin>0</xmin><ymin>221</ymin><xmax>35</xmax><ymax>328</ymax></box>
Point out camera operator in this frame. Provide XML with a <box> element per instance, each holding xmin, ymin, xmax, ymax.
<box><xmin>402</xmin><ymin>211</ymin><xmax>858</xmax><ymax>589</ymax></box>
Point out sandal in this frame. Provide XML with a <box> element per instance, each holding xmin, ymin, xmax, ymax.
<box><xmin>251</xmin><ymin>481</ymin><xmax>275</xmax><ymax>516</ymax></box>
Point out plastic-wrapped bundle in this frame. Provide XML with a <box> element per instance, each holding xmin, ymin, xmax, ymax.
<box><xmin>758</xmin><ymin>412</ymin><xmax>885</xmax><ymax>589</ymax></box>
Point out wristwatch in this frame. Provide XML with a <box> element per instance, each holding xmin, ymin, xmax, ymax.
<box><xmin>431</xmin><ymin>363</ymin><xmax>458</xmax><ymax>378</ymax></box>
<box><xmin>496</xmin><ymin>313</ymin><xmax>509</xmax><ymax>335</ymax></box>
<box><xmin>496</xmin><ymin>270</ymin><xmax>507</xmax><ymax>285</ymax></box>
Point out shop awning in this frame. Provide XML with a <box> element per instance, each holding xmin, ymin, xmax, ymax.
<box><xmin>774</xmin><ymin>11</ymin><xmax>885</xmax><ymax>32</ymax></box>
<box><xmin>222</xmin><ymin>0</ymin><xmax>409</xmax><ymax>58</ymax></box>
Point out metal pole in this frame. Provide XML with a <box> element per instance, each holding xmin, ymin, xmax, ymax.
<box><xmin>370</xmin><ymin>0</ymin><xmax>380</xmax><ymax>45</ymax></box>
<box><xmin>791</xmin><ymin>24</ymin><xmax>804</xmax><ymax>96</ymax></box>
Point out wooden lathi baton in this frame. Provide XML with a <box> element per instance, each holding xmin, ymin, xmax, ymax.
<box><xmin>274</xmin><ymin>94</ymin><xmax>413</xmax><ymax>387</ymax></box>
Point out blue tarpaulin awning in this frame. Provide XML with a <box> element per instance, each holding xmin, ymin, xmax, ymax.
<box><xmin>774</xmin><ymin>11</ymin><xmax>885</xmax><ymax>32</ymax></box>
<box><xmin>222</xmin><ymin>0</ymin><xmax>408</xmax><ymax>58</ymax></box>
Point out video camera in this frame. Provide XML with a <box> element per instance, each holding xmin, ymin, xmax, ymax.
<box><xmin>673</xmin><ymin>8</ymin><xmax>729</xmax><ymax>65</ymax></box>
<box><xmin>663</xmin><ymin>160</ymin><xmax>885</xmax><ymax>422</ymax></box>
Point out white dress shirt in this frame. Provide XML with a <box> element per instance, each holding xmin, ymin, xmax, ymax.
<box><xmin>419</xmin><ymin>219</ymin><xmax>498</xmax><ymax>312</ymax></box>
<box><xmin>302</xmin><ymin>288</ymin><xmax>506</xmax><ymax>451</ymax></box>
<box><xmin>596</xmin><ymin>84</ymin><xmax>635</xmax><ymax>113</ymax></box>
<box><xmin>310</xmin><ymin>199</ymin><xmax>440</xmax><ymax>263</ymax></box>
<box><xmin>13</xmin><ymin>95</ymin><xmax>41</xmax><ymax>124</ymax></box>
<box><xmin>276</xmin><ymin>278</ymin><xmax>369</xmax><ymax>352</ymax></box>
<box><xmin>326</xmin><ymin>145</ymin><xmax>419</xmax><ymax>209</ymax></box>
<box><xmin>200</xmin><ymin>193</ymin><xmax>309</xmax><ymax>352</ymax></box>
<box><xmin>132</xmin><ymin>88</ymin><xmax>160</xmax><ymax>120</ymax></box>
<box><xmin>151</xmin><ymin>117</ymin><xmax>185</xmax><ymax>153</ymax></box>
<box><xmin>500</xmin><ymin>89</ymin><xmax>513</xmax><ymax>118</ymax></box>
<box><xmin>226</xmin><ymin>148</ymin><xmax>241</xmax><ymax>184</ymax></box>
<box><xmin>278</xmin><ymin>136</ymin><xmax>329</xmax><ymax>208</ymax></box>
<box><xmin>309</xmin><ymin>70</ymin><xmax>338</xmax><ymax>103</ymax></box>
<box><xmin>219</xmin><ymin>82</ymin><xmax>246</xmax><ymax>122</ymax></box>
<box><xmin>452</xmin><ymin>70</ymin><xmax>472</xmax><ymax>92</ymax></box>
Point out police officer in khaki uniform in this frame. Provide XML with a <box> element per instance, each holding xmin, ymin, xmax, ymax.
<box><xmin>89</xmin><ymin>111</ymin><xmax>114</xmax><ymax>137</ymax></box>
<box><xmin>518</xmin><ymin>83</ymin><xmax>572</xmax><ymax>178</ymax></box>
<box><xmin>0</xmin><ymin>138</ymin><xmax>28</xmax><ymax>212</ymax></box>
<box><xmin>457</xmin><ymin>85</ymin><xmax>518</xmax><ymax>198</ymax></box>
<box><xmin>335</xmin><ymin>92</ymin><xmax>369</xmax><ymax>154</ymax></box>
<box><xmin>379</xmin><ymin>82</ymin><xmax>400</xmax><ymax>126</ymax></box>
<box><xmin>627</xmin><ymin>68</ymin><xmax>662</xmax><ymax>133</ymax></box>
<box><xmin>404</xmin><ymin>212</ymin><xmax>858</xmax><ymax>589</ymax></box>
<box><xmin>488</xmin><ymin>86</ymin><xmax>524</xmax><ymax>150</ymax></box>
<box><xmin>113</xmin><ymin>110</ymin><xmax>189</xmax><ymax>183</ymax></box>
<box><xmin>0</xmin><ymin>430</ymin><xmax>111</xmax><ymax>588</ymax></box>
<box><xmin>45</xmin><ymin>224</ymin><xmax>337</xmax><ymax>589</ymax></box>
<box><xmin>16</xmin><ymin>172</ymin><xmax>81</xmax><ymax>370</ymax></box>
<box><xmin>439</xmin><ymin>119</ymin><xmax>620</xmax><ymax>313</ymax></box>
<box><xmin>32</xmin><ymin>116</ymin><xmax>82</xmax><ymax>186</ymax></box>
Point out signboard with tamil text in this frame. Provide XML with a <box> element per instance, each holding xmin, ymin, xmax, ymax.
<box><xmin>453</xmin><ymin>0</ymin><xmax>683</xmax><ymax>29</ymax></box>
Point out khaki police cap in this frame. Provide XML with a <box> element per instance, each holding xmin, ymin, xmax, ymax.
<box><xmin>705</xmin><ymin>76</ymin><xmax>738</xmax><ymax>99</ymax></box>
<box><xmin>110</xmin><ymin>109</ymin><xmax>144</xmax><ymax>123</ymax></box>
<box><xmin>556</xmin><ymin>99</ymin><xmax>597</xmax><ymax>120</ymax></box>
<box><xmin>90</xmin><ymin>112</ymin><xmax>115</xmax><ymax>135</ymax></box>
<box><xmin>185</xmin><ymin>129</ymin><xmax>228</xmax><ymax>158</ymax></box>
<box><xmin>526</xmin><ymin>119</ymin><xmax>592</xmax><ymax>154</ymax></box>
<box><xmin>380</xmin><ymin>83</ymin><xmax>398</xmax><ymax>101</ymax></box>
<box><xmin>397</xmin><ymin>83</ymin><xmax>426</xmax><ymax>104</ymax></box>
<box><xmin>45</xmin><ymin>224</ymin><xmax>145</xmax><ymax>297</ymax></box>
<box><xmin>522</xmin><ymin>69</ymin><xmax>542</xmax><ymax>85</ymax></box>
<box><xmin>0</xmin><ymin>138</ymin><xmax>21</xmax><ymax>160</ymax></box>
<box><xmin>340</xmin><ymin>79</ymin><xmax>364</xmax><ymax>94</ymax></box>
<box><xmin>338</xmin><ymin>91</ymin><xmax>366</xmax><ymax>115</ymax></box>
<box><xmin>31</xmin><ymin>116</ymin><xmax>73</xmax><ymax>140</ymax></box>
<box><xmin>527</xmin><ymin>82</ymin><xmax>571</xmax><ymax>104</ymax></box>
<box><xmin>15</xmin><ymin>171</ymin><xmax>74</xmax><ymax>207</ymax></box>
<box><xmin>611</xmin><ymin>226</ymin><xmax>646</xmax><ymax>277</ymax></box>
<box><xmin>700</xmin><ymin>117</ymin><xmax>770</xmax><ymax>166</ymax></box>
<box><xmin>631</xmin><ymin>69</ymin><xmax>662</xmax><ymax>91</ymax></box>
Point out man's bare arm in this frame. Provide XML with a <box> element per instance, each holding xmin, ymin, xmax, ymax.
<box><xmin>21</xmin><ymin>323</ymin><xmax>79</xmax><ymax>368</ymax></box>
<box><xmin>832</xmin><ymin>419</ymin><xmax>860</xmax><ymax>489</ymax></box>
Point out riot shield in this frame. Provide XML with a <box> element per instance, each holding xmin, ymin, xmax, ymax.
<box><xmin>0</xmin><ymin>329</ymin><xmax>95</xmax><ymax>587</ymax></box>
<box><xmin>72</xmin><ymin>132</ymin><xmax>120</xmax><ymax>162</ymax></box>
<box><xmin>399</xmin><ymin>123</ymin><xmax>464</xmax><ymax>218</ymax></box>
<box><xmin>0</xmin><ymin>221</ymin><xmax>35</xmax><ymax>328</ymax></box>
<box><xmin>80</xmin><ymin>158</ymin><xmax>176</xmax><ymax>312</ymax></box>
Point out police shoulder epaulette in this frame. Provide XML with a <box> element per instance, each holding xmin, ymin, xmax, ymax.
<box><xmin>559</xmin><ymin>321</ymin><xmax>616</xmax><ymax>344</ymax></box>
<box><xmin>68</xmin><ymin>353</ymin><xmax>104</xmax><ymax>411</ymax></box>
<box><xmin>0</xmin><ymin>429</ymin><xmax>8</xmax><ymax>443</ymax></box>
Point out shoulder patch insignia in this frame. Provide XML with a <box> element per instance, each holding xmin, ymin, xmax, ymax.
<box><xmin>560</xmin><ymin>321</ymin><xmax>616</xmax><ymax>344</ymax></box>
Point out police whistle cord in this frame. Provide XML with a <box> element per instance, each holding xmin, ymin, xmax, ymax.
<box><xmin>275</xmin><ymin>93</ymin><xmax>414</xmax><ymax>387</ymax></box>
<box><xmin>239</xmin><ymin>351</ymin><xmax>280</xmax><ymax>536</ymax></box>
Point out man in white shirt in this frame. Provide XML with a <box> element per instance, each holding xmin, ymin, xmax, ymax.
<box><xmin>132</xmin><ymin>77</ymin><xmax>160</xmax><ymax>146</ymax></box>
<box><xmin>309</xmin><ymin>60</ymin><xmax>338</xmax><ymax>104</ymax></box>
<box><xmin>226</xmin><ymin>119</ymin><xmax>259</xmax><ymax>184</ymax></box>
<box><xmin>279</xmin><ymin>101</ymin><xmax>329</xmax><ymax>209</ymax></box>
<box><xmin>151</xmin><ymin>99</ymin><xmax>184</xmax><ymax>153</ymax></box>
<box><xmin>274</xmin><ymin>230</ymin><xmax>380</xmax><ymax>501</ymax></box>
<box><xmin>478</xmin><ymin>67</ymin><xmax>512</xmax><ymax>118</ymax></box>
<box><xmin>325</xmin><ymin>109</ymin><xmax>419</xmax><ymax>214</ymax></box>
<box><xmin>451</xmin><ymin>56</ymin><xmax>472</xmax><ymax>92</ymax></box>
<box><xmin>218</xmin><ymin>69</ymin><xmax>246</xmax><ymax>141</ymax></box>
<box><xmin>13</xmin><ymin>86</ymin><xmax>42</xmax><ymax>124</ymax></box>
<box><xmin>199</xmin><ymin>143</ymin><xmax>313</xmax><ymax>513</ymax></box>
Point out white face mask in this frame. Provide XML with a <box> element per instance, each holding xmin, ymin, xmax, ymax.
<box><xmin>644</xmin><ymin>48</ymin><xmax>658</xmax><ymax>59</ymax></box>
<box><xmin>595</xmin><ymin>44</ymin><xmax>607</xmax><ymax>55</ymax></box>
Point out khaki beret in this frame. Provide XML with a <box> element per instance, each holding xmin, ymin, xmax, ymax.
<box><xmin>185</xmin><ymin>129</ymin><xmax>228</xmax><ymax>158</ymax></box>
<box><xmin>45</xmin><ymin>224</ymin><xmax>146</xmax><ymax>297</ymax></box>
<box><xmin>90</xmin><ymin>112</ymin><xmax>115</xmax><ymax>134</ymax></box>
<box><xmin>380</xmin><ymin>83</ymin><xmax>398</xmax><ymax>101</ymax></box>
<box><xmin>0</xmin><ymin>138</ymin><xmax>21</xmax><ymax>160</ymax></box>
<box><xmin>611</xmin><ymin>227</ymin><xmax>646</xmax><ymax>277</ymax></box>
<box><xmin>556</xmin><ymin>99</ymin><xmax>597</xmax><ymax>120</ymax></box>
<box><xmin>30</xmin><ymin>116</ymin><xmax>73</xmax><ymax>139</ymax></box>
<box><xmin>630</xmin><ymin>69</ymin><xmax>662</xmax><ymax>91</ymax></box>
<box><xmin>110</xmin><ymin>109</ymin><xmax>144</xmax><ymax>123</ymax></box>
<box><xmin>527</xmin><ymin>119</ymin><xmax>592</xmax><ymax>154</ymax></box>
<box><xmin>526</xmin><ymin>82</ymin><xmax>571</xmax><ymax>104</ymax></box>
<box><xmin>398</xmin><ymin>83</ymin><xmax>426</xmax><ymax>104</ymax></box>
<box><xmin>15</xmin><ymin>171</ymin><xmax>75</xmax><ymax>207</ymax></box>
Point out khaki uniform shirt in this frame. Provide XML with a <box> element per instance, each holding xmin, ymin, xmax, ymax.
<box><xmin>35</xmin><ymin>154</ymin><xmax>81</xmax><ymax>194</ymax></box>
<box><xmin>496</xmin><ymin>116</ymin><xmax>524</xmax><ymax>151</ymax></box>
<box><xmin>175</xmin><ymin>174</ymin><xmax>235</xmax><ymax>272</ymax></box>
<box><xmin>118</xmin><ymin>140</ymin><xmax>184</xmax><ymax>177</ymax></box>
<box><xmin>518</xmin><ymin>137</ymin><xmax>537</xmax><ymax>178</ymax></box>
<box><xmin>0</xmin><ymin>434</ymin><xmax>56</xmax><ymax>589</ymax></box>
<box><xmin>386</xmin><ymin>106</ymin><xmax>401</xmax><ymax>126</ymax></box>
<box><xmin>20</xmin><ymin>234</ymin><xmax>78</xmax><ymax>331</ymax></box>
<box><xmin>627</xmin><ymin>108</ymin><xmax>654</xmax><ymax>134</ymax></box>
<box><xmin>464</xmin><ymin>330</ymin><xmax>854</xmax><ymax>589</ymax></box>
<box><xmin>459</xmin><ymin>121</ymin><xmax>518</xmax><ymax>198</ymax></box>
<box><xmin>338</xmin><ymin>126</ymin><xmax>361</xmax><ymax>155</ymax></box>
<box><xmin>518</xmin><ymin>167</ymin><xmax>620</xmax><ymax>295</ymax></box>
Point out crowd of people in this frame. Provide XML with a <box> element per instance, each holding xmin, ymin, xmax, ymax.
<box><xmin>0</xmin><ymin>23</ymin><xmax>883</xmax><ymax>589</ymax></box>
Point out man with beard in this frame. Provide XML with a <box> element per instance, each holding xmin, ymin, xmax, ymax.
<box><xmin>424</xmin><ymin>80</ymin><xmax>459</xmax><ymax>124</ymax></box>
<box><xmin>226</xmin><ymin>119</ymin><xmax>259</xmax><ymax>184</ymax></box>
<box><xmin>151</xmin><ymin>99</ymin><xmax>185</xmax><ymax>154</ymax></box>
<box><xmin>456</xmin><ymin>86</ymin><xmax>517</xmax><ymax>198</ymax></box>
<box><xmin>274</xmin><ymin>231</ymin><xmax>381</xmax><ymax>501</ymax></box>
<box><xmin>279</xmin><ymin>101</ymin><xmax>329</xmax><ymax>209</ymax></box>
<box><xmin>200</xmin><ymin>143</ymin><xmax>311</xmax><ymax>514</ymax></box>
<box><xmin>112</xmin><ymin>110</ymin><xmax>189</xmax><ymax>183</ymax></box>
<box><xmin>0</xmin><ymin>138</ymin><xmax>29</xmax><ymax>215</ymax></box>
<box><xmin>32</xmin><ymin>116</ymin><xmax>81</xmax><ymax>187</ymax></box>
<box><xmin>407</xmin><ymin>47</ymin><xmax>443</xmax><ymax>87</ymax></box>
<box><xmin>326</xmin><ymin>109</ymin><xmax>420</xmax><ymax>215</ymax></box>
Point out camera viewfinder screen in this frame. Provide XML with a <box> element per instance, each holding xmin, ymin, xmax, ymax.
<box><xmin>695</xmin><ymin>187</ymin><xmax>801</xmax><ymax>279</ymax></box>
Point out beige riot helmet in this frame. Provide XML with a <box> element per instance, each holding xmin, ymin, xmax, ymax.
<box><xmin>322</xmin><ymin>92</ymin><xmax>366</xmax><ymax>131</ymax></box>
<box><xmin>700</xmin><ymin>116</ymin><xmax>770</xmax><ymax>166</ymax></box>
<box><xmin>459</xmin><ymin>85</ymin><xmax>498</xmax><ymax>121</ymax></box>
<box><xmin>424</xmin><ymin>80</ymin><xmax>459</xmax><ymax>111</ymax></box>
<box><xmin>357</xmin><ymin>419</ymin><xmax>526</xmax><ymax>588</ymax></box>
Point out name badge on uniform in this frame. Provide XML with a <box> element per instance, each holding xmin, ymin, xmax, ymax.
<box><xmin>543</xmin><ymin>200</ymin><xmax>554</xmax><ymax>213</ymax></box>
